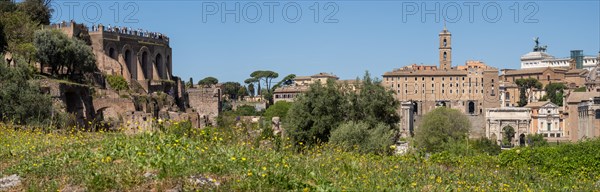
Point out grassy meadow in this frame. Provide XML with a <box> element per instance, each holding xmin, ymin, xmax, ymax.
<box><xmin>1</xmin><ymin>122</ymin><xmax>599</xmax><ymax>191</ymax></box>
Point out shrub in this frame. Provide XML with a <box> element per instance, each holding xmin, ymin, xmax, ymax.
<box><xmin>471</xmin><ymin>137</ymin><xmax>501</xmax><ymax>155</ymax></box>
<box><xmin>414</xmin><ymin>107</ymin><xmax>470</xmax><ymax>153</ymax></box>
<box><xmin>235</xmin><ymin>105</ymin><xmax>260</xmax><ymax>116</ymax></box>
<box><xmin>0</xmin><ymin>58</ymin><xmax>52</xmax><ymax>125</ymax></box>
<box><xmin>526</xmin><ymin>134</ymin><xmax>548</xmax><ymax>147</ymax></box>
<box><xmin>106</xmin><ymin>75</ymin><xmax>128</xmax><ymax>91</ymax></box>
<box><xmin>263</xmin><ymin>101</ymin><xmax>291</xmax><ymax>122</ymax></box>
<box><xmin>329</xmin><ymin>121</ymin><xmax>395</xmax><ymax>155</ymax></box>
<box><xmin>287</xmin><ymin>80</ymin><xmax>346</xmax><ymax>146</ymax></box>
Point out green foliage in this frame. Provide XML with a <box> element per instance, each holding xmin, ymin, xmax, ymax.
<box><xmin>287</xmin><ymin>80</ymin><xmax>346</xmax><ymax>146</ymax></box>
<box><xmin>515</xmin><ymin>78</ymin><xmax>542</xmax><ymax>107</ymax></box>
<box><xmin>0</xmin><ymin>0</ymin><xmax>17</xmax><ymax>14</ymax></box>
<box><xmin>471</xmin><ymin>137</ymin><xmax>501</xmax><ymax>155</ymax></box>
<box><xmin>346</xmin><ymin>71</ymin><xmax>400</xmax><ymax>128</ymax></box>
<box><xmin>235</xmin><ymin>105</ymin><xmax>260</xmax><ymax>116</ymax></box>
<box><xmin>0</xmin><ymin>58</ymin><xmax>52</xmax><ymax>125</ymax></box>
<box><xmin>414</xmin><ymin>107</ymin><xmax>471</xmax><ymax>153</ymax></box>
<box><xmin>502</xmin><ymin>125</ymin><xmax>515</xmax><ymax>146</ymax></box>
<box><xmin>287</xmin><ymin>71</ymin><xmax>399</xmax><ymax>149</ymax></box>
<box><xmin>106</xmin><ymin>75</ymin><xmax>128</xmax><ymax>91</ymax></box>
<box><xmin>574</xmin><ymin>87</ymin><xmax>587</xmax><ymax>92</ymax></box>
<box><xmin>244</xmin><ymin>77</ymin><xmax>258</xmax><ymax>97</ymax></box>
<box><xmin>185</xmin><ymin>77</ymin><xmax>193</xmax><ymax>89</ymax></box>
<box><xmin>34</xmin><ymin>29</ymin><xmax>97</xmax><ymax>80</ymax></box>
<box><xmin>17</xmin><ymin>0</ymin><xmax>52</xmax><ymax>25</ymax></box>
<box><xmin>238</xmin><ymin>85</ymin><xmax>248</xmax><ymax>100</ymax></box>
<box><xmin>544</xmin><ymin>83</ymin><xmax>566</xmax><ymax>106</ymax></box>
<box><xmin>3</xmin><ymin>124</ymin><xmax>600</xmax><ymax>191</ymax></box>
<box><xmin>271</xmin><ymin>74</ymin><xmax>296</xmax><ymax>92</ymax></box>
<box><xmin>221</xmin><ymin>81</ymin><xmax>242</xmax><ymax>100</ymax></box>
<box><xmin>526</xmin><ymin>134</ymin><xmax>548</xmax><ymax>147</ymax></box>
<box><xmin>197</xmin><ymin>76</ymin><xmax>218</xmax><ymax>87</ymax></box>
<box><xmin>263</xmin><ymin>101</ymin><xmax>292</xmax><ymax>122</ymax></box>
<box><xmin>247</xmin><ymin>83</ymin><xmax>255</xmax><ymax>97</ymax></box>
<box><xmin>500</xmin><ymin>139</ymin><xmax>600</xmax><ymax>179</ymax></box>
<box><xmin>250</xmin><ymin>70</ymin><xmax>278</xmax><ymax>96</ymax></box>
<box><xmin>159</xmin><ymin>121</ymin><xmax>193</xmax><ymax>137</ymax></box>
<box><xmin>329</xmin><ymin>121</ymin><xmax>394</xmax><ymax>155</ymax></box>
<box><xmin>0</xmin><ymin>10</ymin><xmax>38</xmax><ymax>60</ymax></box>
<box><xmin>0</xmin><ymin>22</ymin><xmax>5</xmax><ymax>53</ymax></box>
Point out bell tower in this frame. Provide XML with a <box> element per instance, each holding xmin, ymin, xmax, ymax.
<box><xmin>439</xmin><ymin>25</ymin><xmax>452</xmax><ymax>70</ymax></box>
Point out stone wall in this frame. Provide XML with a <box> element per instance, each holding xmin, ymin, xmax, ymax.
<box><xmin>41</xmin><ymin>79</ymin><xmax>95</xmax><ymax>127</ymax></box>
<box><xmin>188</xmin><ymin>87</ymin><xmax>221</xmax><ymax>127</ymax></box>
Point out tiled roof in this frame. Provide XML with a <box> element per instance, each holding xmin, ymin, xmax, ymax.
<box><xmin>566</xmin><ymin>92</ymin><xmax>599</xmax><ymax>103</ymax></box>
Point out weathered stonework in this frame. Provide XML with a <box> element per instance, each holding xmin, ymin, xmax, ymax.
<box><xmin>187</xmin><ymin>87</ymin><xmax>221</xmax><ymax>128</ymax></box>
<box><xmin>40</xmin><ymin>79</ymin><xmax>95</xmax><ymax>126</ymax></box>
<box><xmin>485</xmin><ymin>107</ymin><xmax>532</xmax><ymax>146</ymax></box>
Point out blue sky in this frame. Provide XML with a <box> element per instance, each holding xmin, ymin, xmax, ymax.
<box><xmin>49</xmin><ymin>0</ymin><xmax>600</xmax><ymax>84</ymax></box>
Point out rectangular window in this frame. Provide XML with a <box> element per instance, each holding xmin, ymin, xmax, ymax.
<box><xmin>548</xmin><ymin>123</ymin><xmax>551</xmax><ymax>131</ymax></box>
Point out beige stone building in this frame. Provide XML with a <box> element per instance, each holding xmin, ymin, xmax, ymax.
<box><xmin>273</xmin><ymin>73</ymin><xmax>356</xmax><ymax>103</ymax></box>
<box><xmin>525</xmin><ymin>101</ymin><xmax>563</xmax><ymax>140</ymax></box>
<box><xmin>563</xmin><ymin>91</ymin><xmax>600</xmax><ymax>141</ymax></box>
<box><xmin>499</xmin><ymin>67</ymin><xmax>588</xmax><ymax>107</ymax></box>
<box><xmin>382</xmin><ymin>27</ymin><xmax>500</xmax><ymax>137</ymax></box>
<box><xmin>40</xmin><ymin>21</ymin><xmax>202</xmax><ymax>130</ymax></box>
<box><xmin>49</xmin><ymin>21</ymin><xmax>179</xmax><ymax>95</ymax></box>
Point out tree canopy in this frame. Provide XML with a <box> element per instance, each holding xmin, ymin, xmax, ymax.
<box><xmin>198</xmin><ymin>76</ymin><xmax>218</xmax><ymax>87</ymax></box>
<box><xmin>544</xmin><ymin>83</ymin><xmax>566</xmax><ymax>106</ymax></box>
<box><xmin>250</xmin><ymin>70</ymin><xmax>279</xmax><ymax>95</ymax></box>
<box><xmin>34</xmin><ymin>29</ymin><xmax>97</xmax><ymax>80</ymax></box>
<box><xmin>271</xmin><ymin>74</ymin><xmax>296</xmax><ymax>92</ymax></box>
<box><xmin>263</xmin><ymin>101</ymin><xmax>292</xmax><ymax>122</ymax></box>
<box><xmin>18</xmin><ymin>0</ymin><xmax>53</xmax><ymax>25</ymax></box>
<box><xmin>0</xmin><ymin>56</ymin><xmax>52</xmax><ymax>125</ymax></box>
<box><xmin>515</xmin><ymin>78</ymin><xmax>542</xmax><ymax>107</ymax></box>
<box><xmin>286</xmin><ymin>71</ymin><xmax>399</xmax><ymax>148</ymax></box>
<box><xmin>0</xmin><ymin>10</ymin><xmax>38</xmax><ymax>61</ymax></box>
<box><xmin>221</xmin><ymin>82</ymin><xmax>242</xmax><ymax>100</ymax></box>
<box><xmin>414</xmin><ymin>107</ymin><xmax>471</xmax><ymax>153</ymax></box>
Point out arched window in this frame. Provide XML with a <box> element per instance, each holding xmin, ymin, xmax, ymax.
<box><xmin>108</xmin><ymin>47</ymin><xmax>116</xmax><ymax>59</ymax></box>
<box><xmin>443</xmin><ymin>52</ymin><xmax>447</xmax><ymax>60</ymax></box>
<box><xmin>141</xmin><ymin>51</ymin><xmax>150</xmax><ymax>79</ymax></box>
<box><xmin>155</xmin><ymin>54</ymin><xmax>163</xmax><ymax>79</ymax></box>
<box><xmin>125</xmin><ymin>50</ymin><xmax>135</xmax><ymax>79</ymax></box>
<box><xmin>443</xmin><ymin>39</ymin><xmax>447</xmax><ymax>47</ymax></box>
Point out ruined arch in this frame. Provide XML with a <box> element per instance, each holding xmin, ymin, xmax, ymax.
<box><xmin>105</xmin><ymin>42</ymin><xmax>117</xmax><ymax>60</ymax></box>
<box><xmin>155</xmin><ymin>53</ymin><xmax>163</xmax><ymax>79</ymax></box>
<box><xmin>166</xmin><ymin>54</ymin><xmax>171</xmax><ymax>79</ymax></box>
<box><xmin>121</xmin><ymin>44</ymin><xmax>136</xmax><ymax>80</ymax></box>
<box><xmin>138</xmin><ymin>46</ymin><xmax>151</xmax><ymax>80</ymax></box>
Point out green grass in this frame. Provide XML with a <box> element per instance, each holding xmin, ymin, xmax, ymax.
<box><xmin>1</xmin><ymin>123</ymin><xmax>599</xmax><ymax>191</ymax></box>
